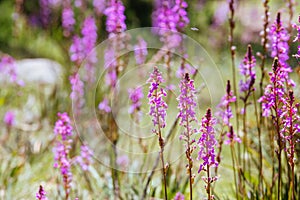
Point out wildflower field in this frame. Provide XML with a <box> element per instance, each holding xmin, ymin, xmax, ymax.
<box><xmin>1</xmin><ymin>0</ymin><xmax>300</xmax><ymax>199</ymax></box>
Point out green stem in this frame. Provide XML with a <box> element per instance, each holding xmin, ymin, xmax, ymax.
<box><xmin>230</xmin><ymin>144</ymin><xmax>239</xmax><ymax>200</ymax></box>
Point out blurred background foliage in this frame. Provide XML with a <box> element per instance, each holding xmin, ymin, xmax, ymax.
<box><xmin>0</xmin><ymin>0</ymin><xmax>299</xmax><ymax>63</ymax></box>
<box><xmin>0</xmin><ymin>0</ymin><xmax>300</xmax><ymax>199</ymax></box>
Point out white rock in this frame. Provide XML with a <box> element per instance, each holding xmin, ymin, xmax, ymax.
<box><xmin>15</xmin><ymin>58</ymin><xmax>62</xmax><ymax>85</ymax></box>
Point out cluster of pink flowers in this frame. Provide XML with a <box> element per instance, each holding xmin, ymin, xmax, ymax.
<box><xmin>153</xmin><ymin>0</ymin><xmax>189</xmax><ymax>33</ymax></box>
<box><xmin>174</xmin><ymin>192</ymin><xmax>185</xmax><ymax>200</ymax></box>
<box><xmin>76</xmin><ymin>145</ymin><xmax>94</xmax><ymax>171</ymax></box>
<box><xmin>3</xmin><ymin>111</ymin><xmax>15</xmax><ymax>127</ymax></box>
<box><xmin>98</xmin><ymin>98</ymin><xmax>111</xmax><ymax>113</ymax></box>
<box><xmin>53</xmin><ymin>141</ymin><xmax>73</xmax><ymax>197</ymax></box>
<box><xmin>39</xmin><ymin>0</ymin><xmax>52</xmax><ymax>27</ymax></box>
<box><xmin>259</xmin><ymin>58</ymin><xmax>286</xmax><ymax>117</ymax></box>
<box><xmin>197</xmin><ymin>108</ymin><xmax>218</xmax><ymax>173</ymax></box>
<box><xmin>69</xmin><ymin>16</ymin><xmax>98</xmax><ymax>84</ymax></box>
<box><xmin>53</xmin><ymin>112</ymin><xmax>73</xmax><ymax>197</ymax></box>
<box><xmin>153</xmin><ymin>1</ymin><xmax>177</xmax><ymax>33</ymax></box>
<box><xmin>152</xmin><ymin>0</ymin><xmax>189</xmax><ymax>48</ymax></box>
<box><xmin>36</xmin><ymin>185</ymin><xmax>47</xmax><ymax>200</ymax></box>
<box><xmin>103</xmin><ymin>0</ymin><xmax>127</xmax><ymax>89</ymax></box>
<box><xmin>69</xmin><ymin>17</ymin><xmax>97</xmax><ymax>63</ymax></box>
<box><xmin>0</xmin><ymin>55</ymin><xmax>23</xmax><ymax>86</ymax></box>
<box><xmin>128</xmin><ymin>87</ymin><xmax>144</xmax><ymax>115</ymax></box>
<box><xmin>172</xmin><ymin>0</ymin><xmax>189</xmax><ymax>31</ymax></box>
<box><xmin>239</xmin><ymin>45</ymin><xmax>256</xmax><ymax>93</ymax></box>
<box><xmin>147</xmin><ymin>67</ymin><xmax>168</xmax><ymax>130</ymax></box>
<box><xmin>81</xmin><ymin>17</ymin><xmax>98</xmax><ymax>54</ymax></box>
<box><xmin>216</xmin><ymin>81</ymin><xmax>236</xmax><ymax>126</ymax></box>
<box><xmin>70</xmin><ymin>36</ymin><xmax>85</xmax><ymax>65</ymax></box>
<box><xmin>269</xmin><ymin>13</ymin><xmax>289</xmax><ymax>64</ymax></box>
<box><xmin>69</xmin><ymin>73</ymin><xmax>85</xmax><ymax>115</ymax></box>
<box><xmin>104</xmin><ymin>0</ymin><xmax>127</xmax><ymax>34</ymax></box>
<box><xmin>269</xmin><ymin>12</ymin><xmax>292</xmax><ymax>85</ymax></box>
<box><xmin>280</xmin><ymin>91</ymin><xmax>300</xmax><ymax>166</ymax></box>
<box><xmin>134</xmin><ymin>38</ymin><xmax>148</xmax><ymax>66</ymax></box>
<box><xmin>104</xmin><ymin>47</ymin><xmax>118</xmax><ymax>88</ymax></box>
<box><xmin>62</xmin><ymin>1</ymin><xmax>75</xmax><ymax>37</ymax></box>
<box><xmin>54</xmin><ymin>112</ymin><xmax>73</xmax><ymax>140</ymax></box>
<box><xmin>177</xmin><ymin>73</ymin><xmax>197</xmax><ymax>141</ymax></box>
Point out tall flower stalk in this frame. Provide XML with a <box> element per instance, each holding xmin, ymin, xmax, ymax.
<box><xmin>198</xmin><ymin>108</ymin><xmax>218</xmax><ymax>200</ymax></box>
<box><xmin>177</xmin><ymin>73</ymin><xmax>197</xmax><ymax>200</ymax></box>
<box><xmin>69</xmin><ymin>72</ymin><xmax>84</xmax><ymax>116</ymax></box>
<box><xmin>62</xmin><ymin>0</ymin><xmax>75</xmax><ymax>37</ymax></box>
<box><xmin>215</xmin><ymin>80</ymin><xmax>240</xmax><ymax>199</ymax></box>
<box><xmin>258</xmin><ymin>0</ymin><xmax>270</xmax><ymax>110</ymax></box>
<box><xmin>53</xmin><ymin>112</ymin><xmax>73</xmax><ymax>200</ymax></box>
<box><xmin>258</xmin><ymin>58</ymin><xmax>286</xmax><ymax>199</ymax></box>
<box><xmin>102</xmin><ymin>1</ymin><xmax>127</xmax><ymax>197</ymax></box>
<box><xmin>258</xmin><ymin>2</ymin><xmax>270</xmax><ymax>193</ymax></box>
<box><xmin>239</xmin><ymin>45</ymin><xmax>256</xmax><ymax>181</ymax></box>
<box><xmin>269</xmin><ymin>12</ymin><xmax>293</xmax><ymax>86</ymax></box>
<box><xmin>152</xmin><ymin>0</ymin><xmax>189</xmax><ymax>88</ymax></box>
<box><xmin>281</xmin><ymin>90</ymin><xmax>299</xmax><ymax>200</ymax></box>
<box><xmin>147</xmin><ymin>66</ymin><xmax>168</xmax><ymax>200</ymax></box>
<box><xmin>228</xmin><ymin>0</ymin><xmax>240</xmax><ymax>170</ymax></box>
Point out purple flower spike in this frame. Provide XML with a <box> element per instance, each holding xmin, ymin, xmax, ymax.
<box><xmin>69</xmin><ymin>73</ymin><xmax>85</xmax><ymax>115</ymax></box>
<box><xmin>239</xmin><ymin>45</ymin><xmax>256</xmax><ymax>93</ymax></box>
<box><xmin>82</xmin><ymin>16</ymin><xmax>97</xmax><ymax>53</ymax></box>
<box><xmin>53</xmin><ymin>141</ymin><xmax>73</xmax><ymax>197</ymax></box>
<box><xmin>54</xmin><ymin>112</ymin><xmax>73</xmax><ymax>141</ymax></box>
<box><xmin>128</xmin><ymin>87</ymin><xmax>144</xmax><ymax>119</ymax></box>
<box><xmin>281</xmin><ymin>91</ymin><xmax>300</xmax><ymax>167</ymax></box>
<box><xmin>172</xmin><ymin>0</ymin><xmax>189</xmax><ymax>31</ymax></box>
<box><xmin>258</xmin><ymin>58</ymin><xmax>287</xmax><ymax>117</ymax></box>
<box><xmin>39</xmin><ymin>0</ymin><xmax>52</xmax><ymax>27</ymax></box>
<box><xmin>197</xmin><ymin>108</ymin><xmax>218</xmax><ymax>173</ymax></box>
<box><xmin>98</xmin><ymin>98</ymin><xmax>111</xmax><ymax>113</ymax></box>
<box><xmin>53</xmin><ymin>112</ymin><xmax>73</xmax><ymax>198</ymax></box>
<box><xmin>153</xmin><ymin>1</ymin><xmax>177</xmax><ymax>34</ymax></box>
<box><xmin>36</xmin><ymin>185</ymin><xmax>47</xmax><ymax>200</ymax></box>
<box><xmin>104</xmin><ymin>0</ymin><xmax>127</xmax><ymax>34</ymax></box>
<box><xmin>216</xmin><ymin>80</ymin><xmax>236</xmax><ymax>126</ymax></box>
<box><xmin>147</xmin><ymin>66</ymin><xmax>168</xmax><ymax>130</ymax></box>
<box><xmin>269</xmin><ymin>13</ymin><xmax>291</xmax><ymax>71</ymax></box>
<box><xmin>62</xmin><ymin>6</ymin><xmax>75</xmax><ymax>37</ymax></box>
<box><xmin>134</xmin><ymin>38</ymin><xmax>148</xmax><ymax>66</ymax></box>
<box><xmin>69</xmin><ymin>36</ymin><xmax>85</xmax><ymax>65</ymax></box>
<box><xmin>76</xmin><ymin>145</ymin><xmax>94</xmax><ymax>171</ymax></box>
<box><xmin>69</xmin><ymin>16</ymin><xmax>97</xmax><ymax>83</ymax></box>
<box><xmin>177</xmin><ymin>73</ymin><xmax>197</xmax><ymax>140</ymax></box>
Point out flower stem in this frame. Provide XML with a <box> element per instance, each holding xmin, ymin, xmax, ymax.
<box><xmin>252</xmin><ymin>92</ymin><xmax>264</xmax><ymax>194</ymax></box>
<box><xmin>206</xmin><ymin>163</ymin><xmax>211</xmax><ymax>200</ymax></box>
<box><xmin>156</xmin><ymin>96</ymin><xmax>168</xmax><ymax>200</ymax></box>
<box><xmin>230</xmin><ymin>144</ymin><xmax>239</xmax><ymax>200</ymax></box>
